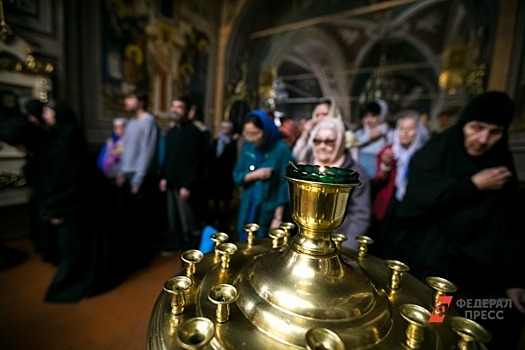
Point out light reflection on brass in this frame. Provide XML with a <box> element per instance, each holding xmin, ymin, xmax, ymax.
<box><xmin>426</xmin><ymin>276</ymin><xmax>457</xmax><ymax>315</ymax></box>
<box><xmin>148</xmin><ymin>165</ymin><xmax>462</xmax><ymax>349</ymax></box>
<box><xmin>400</xmin><ymin>304</ymin><xmax>431</xmax><ymax>349</ymax></box>
<box><xmin>331</xmin><ymin>232</ymin><xmax>347</xmax><ymax>250</ymax></box>
<box><xmin>243</xmin><ymin>223</ymin><xmax>260</xmax><ymax>246</ymax></box>
<box><xmin>181</xmin><ymin>249</ymin><xmax>204</xmax><ymax>279</ymax></box>
<box><xmin>176</xmin><ymin>317</ymin><xmax>215</xmax><ymax>349</ymax></box>
<box><xmin>385</xmin><ymin>260</ymin><xmax>410</xmax><ymax>290</ymax></box>
<box><xmin>280</xmin><ymin>221</ymin><xmax>296</xmax><ymax>245</ymax></box>
<box><xmin>356</xmin><ymin>235</ymin><xmax>374</xmax><ymax>258</ymax></box>
<box><xmin>208</xmin><ymin>284</ymin><xmax>239</xmax><ymax>323</ymax></box>
<box><xmin>211</xmin><ymin>232</ymin><xmax>229</xmax><ymax>262</ymax></box>
<box><xmin>305</xmin><ymin>327</ymin><xmax>345</xmax><ymax>350</ymax></box>
<box><xmin>169</xmin><ymin>314</ymin><xmax>185</xmax><ymax>335</ymax></box>
<box><xmin>269</xmin><ymin>228</ymin><xmax>285</xmax><ymax>248</ymax></box>
<box><xmin>216</xmin><ymin>242</ymin><xmax>237</xmax><ymax>269</ymax></box>
<box><xmin>285</xmin><ymin>175</ymin><xmax>358</xmax><ymax>255</ymax></box>
<box><xmin>449</xmin><ymin>316</ymin><xmax>491</xmax><ymax>349</ymax></box>
<box><xmin>163</xmin><ymin>276</ymin><xmax>192</xmax><ymax>315</ymax></box>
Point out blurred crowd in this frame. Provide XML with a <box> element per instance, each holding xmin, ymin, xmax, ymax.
<box><xmin>1</xmin><ymin>88</ymin><xmax>523</xmax><ymax>349</ymax></box>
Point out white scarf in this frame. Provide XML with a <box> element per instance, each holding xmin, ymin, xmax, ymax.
<box><xmin>392</xmin><ymin>120</ymin><xmax>428</xmax><ymax>201</ymax></box>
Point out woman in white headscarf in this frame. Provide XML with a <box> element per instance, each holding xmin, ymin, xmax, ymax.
<box><xmin>293</xmin><ymin>97</ymin><xmax>357</xmax><ymax>164</ymax></box>
<box><xmin>371</xmin><ymin>110</ymin><xmax>428</xmax><ymax>228</ymax></box>
<box><xmin>355</xmin><ymin>99</ymin><xmax>394</xmax><ymax>179</ymax></box>
<box><xmin>308</xmin><ymin>117</ymin><xmax>371</xmax><ymax>249</ymax></box>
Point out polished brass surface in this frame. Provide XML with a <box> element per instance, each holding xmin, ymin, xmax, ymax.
<box><xmin>210</xmin><ymin>232</ymin><xmax>229</xmax><ymax>261</ymax></box>
<box><xmin>243</xmin><ymin>223</ymin><xmax>259</xmax><ymax>246</ymax></box>
<box><xmin>331</xmin><ymin>233</ymin><xmax>347</xmax><ymax>250</ymax></box>
<box><xmin>356</xmin><ymin>235</ymin><xmax>374</xmax><ymax>258</ymax></box>
<box><xmin>181</xmin><ymin>250</ymin><xmax>204</xmax><ymax>279</ymax></box>
<box><xmin>176</xmin><ymin>317</ymin><xmax>215</xmax><ymax>349</ymax></box>
<box><xmin>279</xmin><ymin>222</ymin><xmax>296</xmax><ymax>245</ymax></box>
<box><xmin>163</xmin><ymin>276</ymin><xmax>193</xmax><ymax>315</ymax></box>
<box><xmin>215</xmin><ymin>243</ymin><xmax>237</xmax><ymax>269</ymax></box>
<box><xmin>400</xmin><ymin>304</ymin><xmax>431</xmax><ymax>349</ymax></box>
<box><xmin>449</xmin><ymin>316</ymin><xmax>491</xmax><ymax>349</ymax></box>
<box><xmin>426</xmin><ymin>276</ymin><xmax>457</xmax><ymax>314</ymax></box>
<box><xmin>385</xmin><ymin>260</ymin><xmax>410</xmax><ymax>291</ymax></box>
<box><xmin>208</xmin><ymin>284</ymin><xmax>239</xmax><ymax>323</ymax></box>
<box><xmin>269</xmin><ymin>228</ymin><xmax>286</xmax><ymax>248</ymax></box>
<box><xmin>148</xmin><ymin>167</ymin><xmax>462</xmax><ymax>349</ymax></box>
<box><xmin>305</xmin><ymin>327</ymin><xmax>345</xmax><ymax>350</ymax></box>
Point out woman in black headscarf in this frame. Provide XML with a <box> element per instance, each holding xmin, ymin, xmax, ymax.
<box><xmin>381</xmin><ymin>91</ymin><xmax>524</xmax><ymax>349</ymax></box>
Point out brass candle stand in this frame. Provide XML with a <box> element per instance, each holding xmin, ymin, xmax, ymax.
<box><xmin>148</xmin><ymin>163</ymin><xmax>489</xmax><ymax>349</ymax></box>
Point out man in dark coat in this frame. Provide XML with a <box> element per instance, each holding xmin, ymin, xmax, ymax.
<box><xmin>159</xmin><ymin>96</ymin><xmax>207</xmax><ymax>250</ymax></box>
<box><xmin>382</xmin><ymin>91</ymin><xmax>524</xmax><ymax>349</ymax></box>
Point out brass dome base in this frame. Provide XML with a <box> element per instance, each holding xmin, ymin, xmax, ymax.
<box><xmin>148</xmin><ymin>238</ymin><xmax>458</xmax><ymax>349</ymax></box>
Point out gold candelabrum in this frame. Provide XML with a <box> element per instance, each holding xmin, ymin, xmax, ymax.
<box><xmin>148</xmin><ymin>164</ymin><xmax>490</xmax><ymax>349</ymax></box>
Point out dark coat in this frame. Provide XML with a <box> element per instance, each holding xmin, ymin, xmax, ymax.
<box><xmin>161</xmin><ymin>120</ymin><xmax>206</xmax><ymax>192</ymax></box>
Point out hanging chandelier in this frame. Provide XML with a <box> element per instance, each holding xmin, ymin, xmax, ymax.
<box><xmin>358</xmin><ymin>53</ymin><xmax>401</xmax><ymax>107</ymax></box>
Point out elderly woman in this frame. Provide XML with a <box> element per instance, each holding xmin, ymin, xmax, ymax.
<box><xmin>233</xmin><ymin>110</ymin><xmax>294</xmax><ymax>240</ymax></box>
<box><xmin>355</xmin><ymin>99</ymin><xmax>394</xmax><ymax>179</ymax></box>
<box><xmin>372</xmin><ymin>110</ymin><xmax>429</xmax><ymax>225</ymax></box>
<box><xmin>307</xmin><ymin>117</ymin><xmax>371</xmax><ymax>249</ymax></box>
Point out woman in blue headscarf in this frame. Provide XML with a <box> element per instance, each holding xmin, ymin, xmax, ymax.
<box><xmin>232</xmin><ymin>110</ymin><xmax>294</xmax><ymax>240</ymax></box>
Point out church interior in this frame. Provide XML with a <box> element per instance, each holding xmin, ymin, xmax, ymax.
<box><xmin>1</xmin><ymin>0</ymin><xmax>525</xmax><ymax>349</ymax></box>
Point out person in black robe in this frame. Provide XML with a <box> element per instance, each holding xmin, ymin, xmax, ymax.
<box><xmin>159</xmin><ymin>96</ymin><xmax>207</xmax><ymax>251</ymax></box>
<box><xmin>38</xmin><ymin>101</ymin><xmax>123</xmax><ymax>302</ymax></box>
<box><xmin>380</xmin><ymin>91</ymin><xmax>524</xmax><ymax>349</ymax></box>
<box><xmin>206</xmin><ymin>120</ymin><xmax>238</xmax><ymax>231</ymax></box>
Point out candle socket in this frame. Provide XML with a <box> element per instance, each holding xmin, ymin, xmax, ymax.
<box><xmin>181</xmin><ymin>249</ymin><xmax>204</xmax><ymax>279</ymax></box>
<box><xmin>449</xmin><ymin>316</ymin><xmax>491</xmax><ymax>349</ymax></box>
<box><xmin>243</xmin><ymin>223</ymin><xmax>259</xmax><ymax>247</ymax></box>
<box><xmin>400</xmin><ymin>304</ymin><xmax>431</xmax><ymax>349</ymax></box>
<box><xmin>426</xmin><ymin>276</ymin><xmax>457</xmax><ymax>316</ymax></box>
<box><xmin>385</xmin><ymin>260</ymin><xmax>410</xmax><ymax>290</ymax></box>
<box><xmin>211</xmin><ymin>232</ymin><xmax>229</xmax><ymax>262</ymax></box>
<box><xmin>305</xmin><ymin>327</ymin><xmax>345</xmax><ymax>350</ymax></box>
<box><xmin>163</xmin><ymin>276</ymin><xmax>192</xmax><ymax>315</ymax></box>
<box><xmin>280</xmin><ymin>222</ymin><xmax>296</xmax><ymax>245</ymax></box>
<box><xmin>176</xmin><ymin>317</ymin><xmax>215</xmax><ymax>349</ymax></box>
<box><xmin>269</xmin><ymin>228</ymin><xmax>285</xmax><ymax>248</ymax></box>
<box><xmin>208</xmin><ymin>284</ymin><xmax>239</xmax><ymax>323</ymax></box>
<box><xmin>331</xmin><ymin>232</ymin><xmax>347</xmax><ymax>250</ymax></box>
<box><xmin>216</xmin><ymin>242</ymin><xmax>237</xmax><ymax>269</ymax></box>
<box><xmin>356</xmin><ymin>235</ymin><xmax>374</xmax><ymax>258</ymax></box>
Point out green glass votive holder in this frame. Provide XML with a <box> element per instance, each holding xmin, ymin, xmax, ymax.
<box><xmin>285</xmin><ymin>162</ymin><xmax>360</xmax><ymax>184</ymax></box>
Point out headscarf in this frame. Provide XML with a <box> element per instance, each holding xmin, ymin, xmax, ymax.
<box><xmin>391</xmin><ymin>110</ymin><xmax>429</xmax><ymax>200</ymax></box>
<box><xmin>309</xmin><ymin>117</ymin><xmax>346</xmax><ymax>165</ymax></box>
<box><xmin>245</xmin><ymin>109</ymin><xmax>280</xmax><ymax>151</ymax></box>
<box><xmin>375</xmin><ymin>99</ymin><xmax>389</xmax><ymax>123</ymax></box>
<box><xmin>361</xmin><ymin>99</ymin><xmax>391</xmax><ymax>137</ymax></box>
<box><xmin>455</xmin><ymin>91</ymin><xmax>515</xmax><ymax>164</ymax></box>
<box><xmin>111</xmin><ymin>117</ymin><xmax>127</xmax><ymax>142</ymax></box>
<box><xmin>24</xmin><ymin>99</ymin><xmax>45</xmax><ymax>122</ymax></box>
<box><xmin>457</xmin><ymin>91</ymin><xmax>514</xmax><ymax>130</ymax></box>
<box><xmin>46</xmin><ymin>100</ymin><xmax>76</xmax><ymax>124</ymax></box>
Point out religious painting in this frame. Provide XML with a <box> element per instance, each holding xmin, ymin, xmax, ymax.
<box><xmin>101</xmin><ymin>0</ymin><xmax>149</xmax><ymax>118</ymax></box>
<box><xmin>100</xmin><ymin>0</ymin><xmax>211</xmax><ymax>119</ymax></box>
